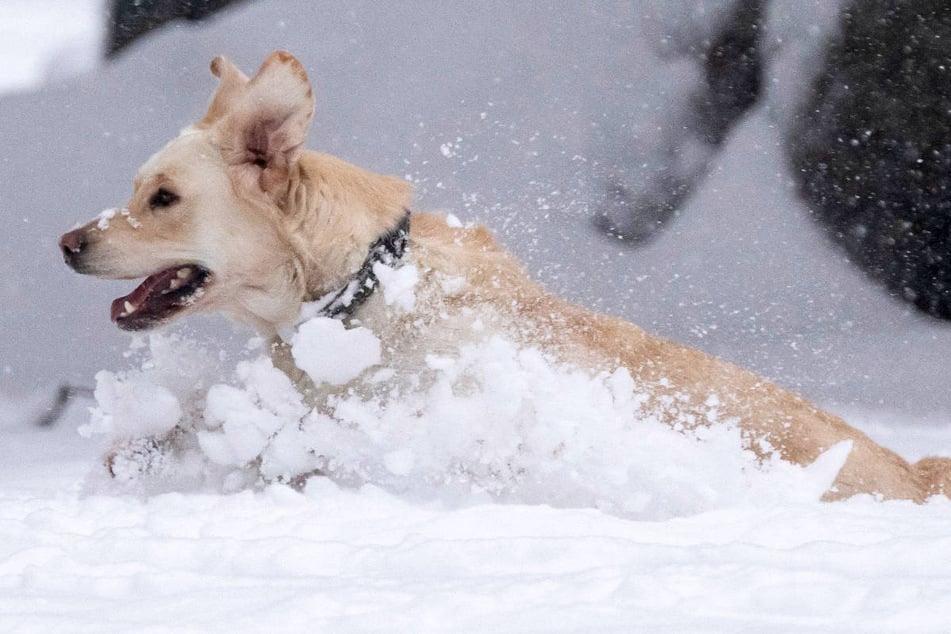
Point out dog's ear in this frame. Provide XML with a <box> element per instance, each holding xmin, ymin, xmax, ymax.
<box><xmin>213</xmin><ymin>50</ymin><xmax>316</xmax><ymax>195</ymax></box>
<box><xmin>199</xmin><ymin>56</ymin><xmax>250</xmax><ymax>127</ymax></box>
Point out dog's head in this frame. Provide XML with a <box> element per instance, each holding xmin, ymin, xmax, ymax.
<box><xmin>60</xmin><ymin>51</ymin><xmax>316</xmax><ymax>333</ymax></box>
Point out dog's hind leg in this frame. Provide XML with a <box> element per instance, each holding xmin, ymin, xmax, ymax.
<box><xmin>913</xmin><ymin>457</ymin><xmax>951</xmax><ymax>499</ymax></box>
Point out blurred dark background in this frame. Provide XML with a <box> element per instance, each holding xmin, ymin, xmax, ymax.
<box><xmin>108</xmin><ymin>0</ymin><xmax>246</xmax><ymax>56</ymax></box>
<box><xmin>595</xmin><ymin>0</ymin><xmax>951</xmax><ymax>322</ymax></box>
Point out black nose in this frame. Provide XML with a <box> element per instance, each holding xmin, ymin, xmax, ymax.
<box><xmin>59</xmin><ymin>228</ymin><xmax>87</xmax><ymax>269</ymax></box>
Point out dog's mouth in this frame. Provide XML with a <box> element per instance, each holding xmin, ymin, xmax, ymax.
<box><xmin>110</xmin><ymin>265</ymin><xmax>212</xmax><ymax>331</ymax></box>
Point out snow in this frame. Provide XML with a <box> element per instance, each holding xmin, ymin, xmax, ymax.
<box><xmin>4</xmin><ymin>401</ymin><xmax>951</xmax><ymax>632</ymax></box>
<box><xmin>83</xmin><ymin>368</ymin><xmax>182</xmax><ymax>437</ymax></box>
<box><xmin>373</xmin><ymin>262</ymin><xmax>420</xmax><ymax>312</ymax></box>
<box><xmin>5</xmin><ymin>1</ymin><xmax>951</xmax><ymax>631</ymax></box>
<box><xmin>83</xmin><ymin>330</ymin><xmax>857</xmax><ymax>517</ymax></box>
<box><xmin>291</xmin><ymin>318</ymin><xmax>382</xmax><ymax>385</ymax></box>
<box><xmin>95</xmin><ymin>207</ymin><xmax>117</xmax><ymax>230</ymax></box>
<box><xmin>5</xmin><ymin>322</ymin><xmax>951</xmax><ymax>630</ymax></box>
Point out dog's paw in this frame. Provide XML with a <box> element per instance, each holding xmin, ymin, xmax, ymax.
<box><xmin>105</xmin><ymin>436</ymin><xmax>170</xmax><ymax>481</ymax></box>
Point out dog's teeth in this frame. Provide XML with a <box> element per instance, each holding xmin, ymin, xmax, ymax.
<box><xmin>177</xmin><ymin>268</ymin><xmax>191</xmax><ymax>279</ymax></box>
<box><xmin>123</xmin><ymin>301</ymin><xmax>136</xmax><ymax>315</ymax></box>
<box><xmin>169</xmin><ymin>278</ymin><xmax>183</xmax><ymax>290</ymax></box>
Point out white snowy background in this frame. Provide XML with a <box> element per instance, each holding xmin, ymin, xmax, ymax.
<box><xmin>3</xmin><ymin>1</ymin><xmax>951</xmax><ymax>631</ymax></box>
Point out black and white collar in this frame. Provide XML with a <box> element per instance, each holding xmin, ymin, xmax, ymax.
<box><xmin>311</xmin><ymin>210</ymin><xmax>411</xmax><ymax>319</ymax></box>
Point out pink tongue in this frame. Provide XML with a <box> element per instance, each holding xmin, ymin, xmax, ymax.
<box><xmin>110</xmin><ymin>268</ymin><xmax>179</xmax><ymax>323</ymax></box>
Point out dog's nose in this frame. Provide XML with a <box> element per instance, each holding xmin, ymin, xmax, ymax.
<box><xmin>59</xmin><ymin>228</ymin><xmax>87</xmax><ymax>268</ymax></box>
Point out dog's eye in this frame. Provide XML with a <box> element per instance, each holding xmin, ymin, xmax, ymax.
<box><xmin>149</xmin><ymin>188</ymin><xmax>180</xmax><ymax>209</ymax></box>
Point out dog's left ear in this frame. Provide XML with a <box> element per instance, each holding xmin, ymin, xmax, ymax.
<box><xmin>213</xmin><ymin>51</ymin><xmax>315</xmax><ymax>195</ymax></box>
<box><xmin>199</xmin><ymin>55</ymin><xmax>250</xmax><ymax>127</ymax></box>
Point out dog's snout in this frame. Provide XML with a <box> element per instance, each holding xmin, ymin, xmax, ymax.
<box><xmin>59</xmin><ymin>228</ymin><xmax>87</xmax><ymax>269</ymax></box>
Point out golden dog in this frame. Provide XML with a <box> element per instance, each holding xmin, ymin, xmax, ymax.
<box><xmin>60</xmin><ymin>51</ymin><xmax>951</xmax><ymax>501</ymax></box>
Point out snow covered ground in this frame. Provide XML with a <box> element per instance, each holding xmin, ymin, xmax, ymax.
<box><xmin>4</xmin><ymin>395</ymin><xmax>951</xmax><ymax>632</ymax></box>
<box><xmin>4</xmin><ymin>2</ymin><xmax>951</xmax><ymax>631</ymax></box>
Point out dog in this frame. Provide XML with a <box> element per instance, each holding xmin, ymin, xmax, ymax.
<box><xmin>60</xmin><ymin>50</ymin><xmax>951</xmax><ymax>501</ymax></box>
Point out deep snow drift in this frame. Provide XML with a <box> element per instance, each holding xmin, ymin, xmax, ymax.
<box><xmin>4</xmin><ymin>388</ymin><xmax>951</xmax><ymax>632</ymax></box>
<box><xmin>84</xmin><ymin>324</ymin><xmax>849</xmax><ymax>519</ymax></box>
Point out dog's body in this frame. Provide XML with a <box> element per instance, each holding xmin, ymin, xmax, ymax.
<box><xmin>61</xmin><ymin>51</ymin><xmax>951</xmax><ymax>501</ymax></box>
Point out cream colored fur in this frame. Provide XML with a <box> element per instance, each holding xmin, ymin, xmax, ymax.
<box><xmin>62</xmin><ymin>51</ymin><xmax>951</xmax><ymax>501</ymax></box>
